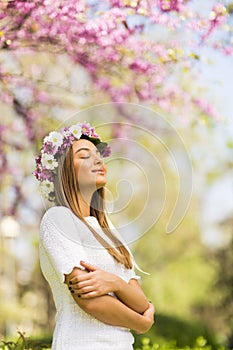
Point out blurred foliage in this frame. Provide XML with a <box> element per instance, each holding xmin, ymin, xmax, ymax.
<box><xmin>227</xmin><ymin>2</ymin><xmax>233</xmax><ymax>13</ymax></box>
<box><xmin>134</xmin><ymin>314</ymin><xmax>215</xmax><ymax>348</ymax></box>
<box><xmin>135</xmin><ymin>335</ymin><xmax>231</xmax><ymax>350</ymax></box>
<box><xmin>0</xmin><ymin>331</ymin><xmax>50</xmax><ymax>350</ymax></box>
<box><xmin>214</xmin><ymin>230</ymin><xmax>233</xmax><ymax>346</ymax></box>
<box><xmin>132</xmin><ymin>208</ymin><xmax>218</xmax><ymax>344</ymax></box>
<box><xmin>0</xmin><ymin>333</ymin><xmax>231</xmax><ymax>350</ymax></box>
<box><xmin>194</xmin><ymin>220</ymin><xmax>233</xmax><ymax>348</ymax></box>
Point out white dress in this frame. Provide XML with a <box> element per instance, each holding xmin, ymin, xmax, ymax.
<box><xmin>39</xmin><ymin>206</ymin><xmax>140</xmax><ymax>350</ymax></box>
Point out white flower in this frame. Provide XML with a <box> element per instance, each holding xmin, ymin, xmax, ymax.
<box><xmin>44</xmin><ymin>131</ymin><xmax>63</xmax><ymax>147</ymax></box>
<box><xmin>41</xmin><ymin>153</ymin><xmax>58</xmax><ymax>170</ymax></box>
<box><xmin>39</xmin><ymin>180</ymin><xmax>54</xmax><ymax>198</ymax></box>
<box><xmin>69</xmin><ymin>124</ymin><xmax>82</xmax><ymax>139</ymax></box>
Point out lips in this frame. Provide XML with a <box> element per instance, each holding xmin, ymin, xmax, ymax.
<box><xmin>92</xmin><ymin>168</ymin><xmax>105</xmax><ymax>175</ymax></box>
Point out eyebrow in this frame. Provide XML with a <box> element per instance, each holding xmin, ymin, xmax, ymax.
<box><xmin>75</xmin><ymin>147</ymin><xmax>99</xmax><ymax>154</ymax></box>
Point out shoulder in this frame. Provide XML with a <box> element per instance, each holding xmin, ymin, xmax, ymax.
<box><xmin>41</xmin><ymin>205</ymin><xmax>71</xmax><ymax>222</ymax></box>
<box><xmin>40</xmin><ymin>206</ymin><xmax>84</xmax><ymax>238</ymax></box>
<box><xmin>40</xmin><ymin>206</ymin><xmax>70</xmax><ymax>228</ymax></box>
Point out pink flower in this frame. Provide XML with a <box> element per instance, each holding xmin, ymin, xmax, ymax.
<box><xmin>202</xmin><ymin>3</ymin><xmax>227</xmax><ymax>41</ymax></box>
<box><xmin>43</xmin><ymin>141</ymin><xmax>57</xmax><ymax>155</ymax></box>
<box><xmin>159</xmin><ymin>0</ymin><xmax>182</xmax><ymax>12</ymax></box>
<box><xmin>81</xmin><ymin>122</ymin><xmax>92</xmax><ymax>136</ymax></box>
<box><xmin>130</xmin><ymin>59</ymin><xmax>147</xmax><ymax>73</ymax></box>
<box><xmin>100</xmin><ymin>146</ymin><xmax>111</xmax><ymax>158</ymax></box>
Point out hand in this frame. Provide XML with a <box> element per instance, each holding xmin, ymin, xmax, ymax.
<box><xmin>69</xmin><ymin>261</ymin><xmax>120</xmax><ymax>298</ymax></box>
<box><xmin>135</xmin><ymin>302</ymin><xmax>155</xmax><ymax>334</ymax></box>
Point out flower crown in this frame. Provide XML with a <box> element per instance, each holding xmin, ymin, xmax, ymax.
<box><xmin>33</xmin><ymin>122</ymin><xmax>111</xmax><ymax>202</ymax></box>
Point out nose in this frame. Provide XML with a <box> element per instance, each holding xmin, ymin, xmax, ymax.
<box><xmin>93</xmin><ymin>152</ymin><xmax>103</xmax><ymax>164</ymax></box>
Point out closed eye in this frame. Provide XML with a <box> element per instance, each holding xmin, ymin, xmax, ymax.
<box><xmin>74</xmin><ymin>147</ymin><xmax>101</xmax><ymax>159</ymax></box>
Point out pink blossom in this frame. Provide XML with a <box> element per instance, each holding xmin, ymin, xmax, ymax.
<box><xmin>43</xmin><ymin>142</ymin><xmax>57</xmax><ymax>155</ymax></box>
<box><xmin>130</xmin><ymin>59</ymin><xmax>153</xmax><ymax>74</ymax></box>
<box><xmin>101</xmin><ymin>145</ymin><xmax>111</xmax><ymax>157</ymax></box>
<box><xmin>0</xmin><ymin>0</ymin><xmax>231</xmax><ymax>123</ymax></box>
<box><xmin>202</xmin><ymin>3</ymin><xmax>227</xmax><ymax>41</ymax></box>
<box><xmin>159</xmin><ymin>0</ymin><xmax>183</xmax><ymax>13</ymax></box>
<box><xmin>193</xmin><ymin>98</ymin><xmax>220</xmax><ymax>120</ymax></box>
<box><xmin>95</xmin><ymin>77</ymin><xmax>111</xmax><ymax>90</ymax></box>
<box><xmin>81</xmin><ymin>122</ymin><xmax>93</xmax><ymax>136</ymax></box>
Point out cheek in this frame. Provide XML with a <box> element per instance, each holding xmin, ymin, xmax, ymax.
<box><xmin>74</xmin><ymin>160</ymin><xmax>93</xmax><ymax>181</ymax></box>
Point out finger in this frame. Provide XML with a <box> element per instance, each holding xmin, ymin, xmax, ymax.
<box><xmin>72</xmin><ymin>283</ymin><xmax>95</xmax><ymax>292</ymax></box>
<box><xmin>80</xmin><ymin>261</ymin><xmax>97</xmax><ymax>272</ymax></box>
<box><xmin>70</xmin><ymin>286</ymin><xmax>95</xmax><ymax>295</ymax></box>
<box><xmin>71</xmin><ymin>280</ymin><xmax>93</xmax><ymax>290</ymax></box>
<box><xmin>69</xmin><ymin>273</ymin><xmax>93</xmax><ymax>285</ymax></box>
<box><xmin>69</xmin><ymin>270</ymin><xmax>96</xmax><ymax>284</ymax></box>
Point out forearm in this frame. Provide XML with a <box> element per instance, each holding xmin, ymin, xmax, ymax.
<box><xmin>114</xmin><ymin>278</ymin><xmax>149</xmax><ymax>314</ymax></box>
<box><xmin>68</xmin><ymin>264</ymin><xmax>149</xmax><ymax>314</ymax></box>
<box><xmin>74</xmin><ymin>293</ymin><xmax>150</xmax><ymax>333</ymax></box>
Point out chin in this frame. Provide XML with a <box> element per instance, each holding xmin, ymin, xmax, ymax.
<box><xmin>96</xmin><ymin>180</ymin><xmax>107</xmax><ymax>189</ymax></box>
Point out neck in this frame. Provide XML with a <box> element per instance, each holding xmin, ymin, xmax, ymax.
<box><xmin>77</xmin><ymin>190</ymin><xmax>93</xmax><ymax>217</ymax></box>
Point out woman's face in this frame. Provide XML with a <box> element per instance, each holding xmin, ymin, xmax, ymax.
<box><xmin>72</xmin><ymin>139</ymin><xmax>107</xmax><ymax>192</ymax></box>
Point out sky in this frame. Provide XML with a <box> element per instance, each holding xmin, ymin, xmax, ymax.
<box><xmin>197</xmin><ymin>50</ymin><xmax>233</xmax><ymax>247</ymax></box>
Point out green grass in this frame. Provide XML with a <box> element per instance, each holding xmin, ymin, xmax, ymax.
<box><xmin>0</xmin><ymin>333</ymin><xmax>231</xmax><ymax>350</ymax></box>
<box><xmin>135</xmin><ymin>336</ymin><xmax>230</xmax><ymax>350</ymax></box>
<box><xmin>0</xmin><ymin>332</ymin><xmax>50</xmax><ymax>350</ymax></box>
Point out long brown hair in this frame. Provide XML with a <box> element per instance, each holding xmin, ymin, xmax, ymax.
<box><xmin>54</xmin><ymin>146</ymin><xmax>132</xmax><ymax>269</ymax></box>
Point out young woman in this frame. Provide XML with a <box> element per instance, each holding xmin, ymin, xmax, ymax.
<box><xmin>34</xmin><ymin>122</ymin><xmax>154</xmax><ymax>350</ymax></box>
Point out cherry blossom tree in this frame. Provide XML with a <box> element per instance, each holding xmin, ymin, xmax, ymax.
<box><xmin>0</xmin><ymin>0</ymin><xmax>232</xmax><ymax>216</ymax></box>
<box><xmin>1</xmin><ymin>0</ymin><xmax>231</xmax><ymax>110</ymax></box>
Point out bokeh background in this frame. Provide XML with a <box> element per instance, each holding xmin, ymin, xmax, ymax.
<box><xmin>0</xmin><ymin>0</ymin><xmax>233</xmax><ymax>348</ymax></box>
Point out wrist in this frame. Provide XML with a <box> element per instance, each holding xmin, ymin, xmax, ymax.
<box><xmin>114</xmin><ymin>276</ymin><xmax>125</xmax><ymax>293</ymax></box>
<box><xmin>115</xmin><ymin>276</ymin><xmax>128</xmax><ymax>296</ymax></box>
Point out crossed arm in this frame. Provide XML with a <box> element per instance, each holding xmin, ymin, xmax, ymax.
<box><xmin>64</xmin><ymin>261</ymin><xmax>155</xmax><ymax>334</ymax></box>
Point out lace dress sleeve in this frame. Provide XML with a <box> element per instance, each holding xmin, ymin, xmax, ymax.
<box><xmin>40</xmin><ymin>206</ymin><xmax>88</xmax><ymax>283</ymax></box>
